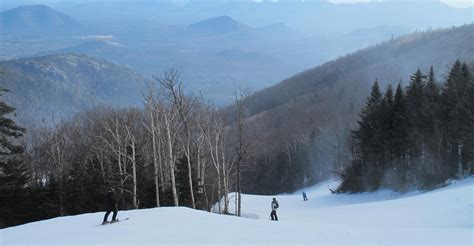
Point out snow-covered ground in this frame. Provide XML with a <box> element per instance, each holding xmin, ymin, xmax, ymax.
<box><xmin>1</xmin><ymin>178</ymin><xmax>473</xmax><ymax>245</ymax></box>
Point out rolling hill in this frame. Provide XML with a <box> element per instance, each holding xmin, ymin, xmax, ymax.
<box><xmin>186</xmin><ymin>16</ymin><xmax>249</xmax><ymax>37</ymax></box>
<box><xmin>244</xmin><ymin>24</ymin><xmax>474</xmax><ymax>117</ymax></box>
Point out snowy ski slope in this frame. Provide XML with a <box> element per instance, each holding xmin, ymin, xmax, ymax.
<box><xmin>1</xmin><ymin>178</ymin><xmax>473</xmax><ymax>245</ymax></box>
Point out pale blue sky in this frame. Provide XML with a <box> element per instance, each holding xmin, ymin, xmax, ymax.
<box><xmin>327</xmin><ymin>0</ymin><xmax>473</xmax><ymax>8</ymax></box>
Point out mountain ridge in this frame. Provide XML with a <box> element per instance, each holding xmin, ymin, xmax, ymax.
<box><xmin>186</xmin><ymin>15</ymin><xmax>249</xmax><ymax>37</ymax></box>
<box><xmin>0</xmin><ymin>53</ymin><xmax>150</xmax><ymax>124</ymax></box>
<box><xmin>0</xmin><ymin>5</ymin><xmax>83</xmax><ymax>35</ymax></box>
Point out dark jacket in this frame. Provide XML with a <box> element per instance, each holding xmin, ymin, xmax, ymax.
<box><xmin>106</xmin><ymin>191</ymin><xmax>117</xmax><ymax>208</ymax></box>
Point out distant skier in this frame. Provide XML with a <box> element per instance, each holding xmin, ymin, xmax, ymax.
<box><xmin>270</xmin><ymin>197</ymin><xmax>279</xmax><ymax>221</ymax></box>
<box><xmin>302</xmin><ymin>191</ymin><xmax>308</xmax><ymax>201</ymax></box>
<box><xmin>102</xmin><ymin>188</ymin><xmax>118</xmax><ymax>225</ymax></box>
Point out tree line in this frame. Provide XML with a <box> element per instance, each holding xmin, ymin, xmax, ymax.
<box><xmin>0</xmin><ymin>68</ymin><xmax>252</xmax><ymax>228</ymax></box>
<box><xmin>337</xmin><ymin>61</ymin><xmax>474</xmax><ymax>192</ymax></box>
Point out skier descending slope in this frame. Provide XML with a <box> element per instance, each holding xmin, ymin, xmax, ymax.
<box><xmin>270</xmin><ymin>198</ymin><xmax>279</xmax><ymax>221</ymax></box>
<box><xmin>102</xmin><ymin>188</ymin><xmax>119</xmax><ymax>225</ymax></box>
<box><xmin>302</xmin><ymin>191</ymin><xmax>308</xmax><ymax>201</ymax></box>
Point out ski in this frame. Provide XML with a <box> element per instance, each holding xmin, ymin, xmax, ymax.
<box><xmin>102</xmin><ymin>217</ymin><xmax>129</xmax><ymax>225</ymax></box>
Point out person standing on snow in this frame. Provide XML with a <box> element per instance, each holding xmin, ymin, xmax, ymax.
<box><xmin>103</xmin><ymin>188</ymin><xmax>118</xmax><ymax>224</ymax></box>
<box><xmin>270</xmin><ymin>197</ymin><xmax>279</xmax><ymax>221</ymax></box>
<box><xmin>302</xmin><ymin>191</ymin><xmax>308</xmax><ymax>201</ymax></box>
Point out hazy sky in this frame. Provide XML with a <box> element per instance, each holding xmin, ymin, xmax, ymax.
<box><xmin>328</xmin><ymin>0</ymin><xmax>473</xmax><ymax>8</ymax></box>
<box><xmin>1</xmin><ymin>0</ymin><xmax>473</xmax><ymax>8</ymax></box>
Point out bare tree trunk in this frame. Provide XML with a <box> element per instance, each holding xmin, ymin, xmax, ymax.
<box><xmin>185</xmin><ymin>147</ymin><xmax>196</xmax><ymax>209</ymax></box>
<box><xmin>56</xmin><ymin>144</ymin><xmax>65</xmax><ymax>216</ymax></box>
<box><xmin>158</xmin><ymin>136</ymin><xmax>165</xmax><ymax>193</ymax></box>
<box><xmin>222</xmin><ymin>159</ymin><xmax>228</xmax><ymax>214</ymax></box>
<box><xmin>150</xmin><ymin>110</ymin><xmax>161</xmax><ymax>207</ymax></box>
<box><xmin>458</xmin><ymin>141</ymin><xmax>463</xmax><ymax>176</ymax></box>
<box><xmin>233</xmin><ymin>86</ymin><xmax>251</xmax><ymax>217</ymax></box>
<box><xmin>131</xmin><ymin>140</ymin><xmax>138</xmax><ymax>209</ymax></box>
<box><xmin>165</xmin><ymin>113</ymin><xmax>179</xmax><ymax>206</ymax></box>
<box><xmin>216</xmin><ymin>168</ymin><xmax>222</xmax><ymax>213</ymax></box>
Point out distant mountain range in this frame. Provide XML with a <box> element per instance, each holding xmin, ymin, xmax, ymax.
<box><xmin>0</xmin><ymin>54</ymin><xmax>150</xmax><ymax>124</ymax></box>
<box><xmin>1</xmin><ymin>3</ymin><xmax>472</xmax><ymax>111</ymax></box>
<box><xmin>0</xmin><ymin>5</ymin><xmax>84</xmax><ymax>35</ymax></box>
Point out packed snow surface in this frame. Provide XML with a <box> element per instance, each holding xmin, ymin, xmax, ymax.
<box><xmin>1</xmin><ymin>178</ymin><xmax>473</xmax><ymax>245</ymax></box>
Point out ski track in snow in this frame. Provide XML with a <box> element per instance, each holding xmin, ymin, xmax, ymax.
<box><xmin>1</xmin><ymin>178</ymin><xmax>473</xmax><ymax>245</ymax></box>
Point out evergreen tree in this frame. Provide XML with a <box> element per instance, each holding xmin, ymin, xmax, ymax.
<box><xmin>380</xmin><ymin>85</ymin><xmax>394</xmax><ymax>162</ymax></box>
<box><xmin>391</xmin><ymin>83</ymin><xmax>409</xmax><ymax>160</ymax></box>
<box><xmin>460</xmin><ymin>63</ymin><xmax>473</xmax><ymax>173</ymax></box>
<box><xmin>354</xmin><ymin>80</ymin><xmax>384</xmax><ymax>190</ymax></box>
<box><xmin>0</xmin><ymin>87</ymin><xmax>29</xmax><ymax>228</ymax></box>
<box><xmin>406</xmin><ymin>69</ymin><xmax>426</xmax><ymax>163</ymax></box>
<box><xmin>466</xmin><ymin>65</ymin><xmax>474</xmax><ymax>174</ymax></box>
<box><xmin>441</xmin><ymin>61</ymin><xmax>470</xmax><ymax>175</ymax></box>
<box><xmin>424</xmin><ymin>66</ymin><xmax>440</xmax><ymax>137</ymax></box>
<box><xmin>175</xmin><ymin>155</ymin><xmax>198</xmax><ymax>208</ymax></box>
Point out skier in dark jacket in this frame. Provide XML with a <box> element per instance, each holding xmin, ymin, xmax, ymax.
<box><xmin>270</xmin><ymin>197</ymin><xmax>279</xmax><ymax>221</ymax></box>
<box><xmin>302</xmin><ymin>191</ymin><xmax>308</xmax><ymax>201</ymax></box>
<box><xmin>102</xmin><ymin>188</ymin><xmax>118</xmax><ymax>224</ymax></box>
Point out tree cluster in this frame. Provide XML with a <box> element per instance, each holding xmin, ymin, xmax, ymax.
<box><xmin>0</xmin><ymin>69</ymin><xmax>251</xmax><ymax>228</ymax></box>
<box><xmin>338</xmin><ymin>61</ymin><xmax>474</xmax><ymax>192</ymax></box>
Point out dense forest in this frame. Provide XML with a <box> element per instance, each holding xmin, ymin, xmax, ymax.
<box><xmin>338</xmin><ymin>61</ymin><xmax>474</xmax><ymax>192</ymax></box>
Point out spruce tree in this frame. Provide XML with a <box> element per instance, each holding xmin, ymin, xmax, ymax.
<box><xmin>380</xmin><ymin>85</ymin><xmax>394</xmax><ymax>162</ymax></box>
<box><xmin>354</xmin><ymin>80</ymin><xmax>384</xmax><ymax>190</ymax></box>
<box><xmin>0</xmin><ymin>87</ymin><xmax>29</xmax><ymax>228</ymax></box>
<box><xmin>390</xmin><ymin>83</ymin><xmax>410</xmax><ymax>188</ymax></box>
<box><xmin>424</xmin><ymin>66</ymin><xmax>440</xmax><ymax>137</ymax></box>
<box><xmin>466</xmin><ymin>65</ymin><xmax>474</xmax><ymax>174</ymax></box>
<box><xmin>391</xmin><ymin>83</ymin><xmax>409</xmax><ymax>158</ymax></box>
<box><xmin>406</xmin><ymin>69</ymin><xmax>427</xmax><ymax>162</ymax></box>
<box><xmin>460</xmin><ymin>63</ymin><xmax>473</xmax><ymax>173</ymax></box>
<box><xmin>441</xmin><ymin>61</ymin><xmax>469</xmax><ymax>175</ymax></box>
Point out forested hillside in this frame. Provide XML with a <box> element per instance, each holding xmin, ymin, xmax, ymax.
<box><xmin>236</xmin><ymin>24</ymin><xmax>474</xmax><ymax>194</ymax></box>
<box><xmin>0</xmin><ymin>54</ymin><xmax>150</xmax><ymax>124</ymax></box>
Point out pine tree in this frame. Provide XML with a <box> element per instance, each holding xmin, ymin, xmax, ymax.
<box><xmin>466</xmin><ymin>66</ymin><xmax>474</xmax><ymax>174</ymax></box>
<box><xmin>353</xmin><ymin>80</ymin><xmax>384</xmax><ymax>190</ymax></box>
<box><xmin>424</xmin><ymin>66</ymin><xmax>440</xmax><ymax>138</ymax></box>
<box><xmin>391</xmin><ymin>83</ymin><xmax>409</xmax><ymax>159</ymax></box>
<box><xmin>175</xmin><ymin>155</ymin><xmax>198</xmax><ymax>208</ymax></box>
<box><xmin>460</xmin><ymin>63</ymin><xmax>473</xmax><ymax>174</ymax></box>
<box><xmin>355</xmin><ymin>80</ymin><xmax>383</xmax><ymax>155</ymax></box>
<box><xmin>406</xmin><ymin>69</ymin><xmax>427</xmax><ymax>162</ymax></box>
<box><xmin>390</xmin><ymin>83</ymin><xmax>410</xmax><ymax>189</ymax></box>
<box><xmin>380</xmin><ymin>85</ymin><xmax>394</xmax><ymax>162</ymax></box>
<box><xmin>441</xmin><ymin>61</ymin><xmax>469</xmax><ymax>175</ymax></box>
<box><xmin>0</xmin><ymin>87</ymin><xmax>29</xmax><ymax>228</ymax></box>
